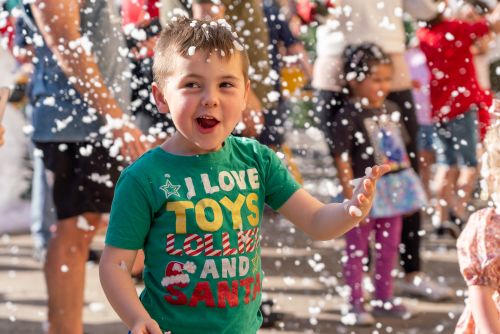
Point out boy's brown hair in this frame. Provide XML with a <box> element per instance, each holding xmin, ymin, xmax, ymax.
<box><xmin>153</xmin><ymin>16</ymin><xmax>250</xmax><ymax>88</ymax></box>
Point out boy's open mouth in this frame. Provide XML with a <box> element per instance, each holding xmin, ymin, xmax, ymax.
<box><xmin>196</xmin><ymin>115</ymin><xmax>220</xmax><ymax>129</ymax></box>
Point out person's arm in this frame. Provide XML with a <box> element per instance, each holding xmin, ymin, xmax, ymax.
<box><xmin>468</xmin><ymin>285</ymin><xmax>500</xmax><ymax>334</ymax></box>
<box><xmin>99</xmin><ymin>246</ymin><xmax>163</xmax><ymax>334</ymax></box>
<box><xmin>278</xmin><ymin>164</ymin><xmax>389</xmax><ymax>240</ymax></box>
<box><xmin>30</xmin><ymin>0</ymin><xmax>147</xmax><ymax>160</ymax></box>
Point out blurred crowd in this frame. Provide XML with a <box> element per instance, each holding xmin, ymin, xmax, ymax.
<box><xmin>0</xmin><ymin>0</ymin><xmax>499</xmax><ymax>332</ymax></box>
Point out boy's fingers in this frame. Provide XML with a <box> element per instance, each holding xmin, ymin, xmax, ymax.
<box><xmin>372</xmin><ymin>164</ymin><xmax>391</xmax><ymax>179</ymax></box>
<box><xmin>363</xmin><ymin>178</ymin><xmax>374</xmax><ymax>193</ymax></box>
<box><xmin>357</xmin><ymin>193</ymin><xmax>368</xmax><ymax>205</ymax></box>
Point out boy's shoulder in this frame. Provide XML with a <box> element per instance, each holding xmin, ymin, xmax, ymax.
<box><xmin>120</xmin><ymin>147</ymin><xmax>162</xmax><ymax>177</ymax></box>
<box><xmin>227</xmin><ymin>135</ymin><xmax>274</xmax><ymax>157</ymax></box>
<box><xmin>228</xmin><ymin>135</ymin><xmax>265</xmax><ymax>149</ymax></box>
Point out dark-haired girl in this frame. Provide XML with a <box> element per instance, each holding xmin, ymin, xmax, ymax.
<box><xmin>332</xmin><ymin>43</ymin><xmax>427</xmax><ymax>326</ymax></box>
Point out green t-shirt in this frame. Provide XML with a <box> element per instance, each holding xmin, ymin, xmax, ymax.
<box><xmin>106</xmin><ymin>136</ymin><xmax>300</xmax><ymax>334</ymax></box>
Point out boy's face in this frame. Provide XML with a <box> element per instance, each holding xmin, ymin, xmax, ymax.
<box><xmin>350</xmin><ymin>64</ymin><xmax>393</xmax><ymax>108</ymax></box>
<box><xmin>152</xmin><ymin>50</ymin><xmax>249</xmax><ymax>155</ymax></box>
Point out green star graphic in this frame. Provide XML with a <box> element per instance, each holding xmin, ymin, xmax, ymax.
<box><xmin>160</xmin><ymin>180</ymin><xmax>181</xmax><ymax>199</ymax></box>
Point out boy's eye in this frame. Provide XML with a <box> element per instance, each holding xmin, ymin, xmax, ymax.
<box><xmin>185</xmin><ymin>82</ymin><xmax>200</xmax><ymax>88</ymax></box>
<box><xmin>220</xmin><ymin>82</ymin><xmax>234</xmax><ymax>88</ymax></box>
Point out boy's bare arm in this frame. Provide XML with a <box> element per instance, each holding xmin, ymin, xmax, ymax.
<box><xmin>99</xmin><ymin>246</ymin><xmax>162</xmax><ymax>334</ymax></box>
<box><xmin>469</xmin><ymin>285</ymin><xmax>500</xmax><ymax>334</ymax></box>
<box><xmin>30</xmin><ymin>0</ymin><xmax>147</xmax><ymax>160</ymax></box>
<box><xmin>279</xmin><ymin>165</ymin><xmax>389</xmax><ymax>240</ymax></box>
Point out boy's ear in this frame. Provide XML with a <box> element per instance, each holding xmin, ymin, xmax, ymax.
<box><xmin>151</xmin><ymin>82</ymin><xmax>169</xmax><ymax>114</ymax></box>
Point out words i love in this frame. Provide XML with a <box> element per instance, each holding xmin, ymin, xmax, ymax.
<box><xmin>183</xmin><ymin>168</ymin><xmax>260</xmax><ymax>198</ymax></box>
<box><xmin>165</xmin><ymin>168</ymin><xmax>262</xmax><ymax>234</ymax></box>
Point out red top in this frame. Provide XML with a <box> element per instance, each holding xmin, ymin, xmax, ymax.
<box><xmin>121</xmin><ymin>0</ymin><xmax>159</xmax><ymax>26</ymax></box>
<box><xmin>417</xmin><ymin>19</ymin><xmax>490</xmax><ymax>121</ymax></box>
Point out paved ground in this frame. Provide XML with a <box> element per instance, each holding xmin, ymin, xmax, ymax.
<box><xmin>0</xmin><ymin>129</ymin><xmax>469</xmax><ymax>333</ymax></box>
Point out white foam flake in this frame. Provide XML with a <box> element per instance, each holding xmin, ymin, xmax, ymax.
<box><xmin>55</xmin><ymin>116</ymin><xmax>74</xmax><ymax>131</ymax></box>
<box><xmin>267</xmin><ymin>90</ymin><xmax>280</xmax><ymax>103</ymax></box>
<box><xmin>79</xmin><ymin>144</ymin><xmax>93</xmax><ymax>157</ymax></box>
<box><xmin>89</xmin><ymin>173</ymin><xmax>111</xmax><ymax>186</ymax></box>
<box><xmin>42</xmin><ymin>96</ymin><xmax>56</xmax><ymax>106</ymax></box>
<box><xmin>76</xmin><ymin>217</ymin><xmax>93</xmax><ymax>231</ymax></box>
<box><xmin>233</xmin><ymin>40</ymin><xmax>244</xmax><ymax>51</ymax></box>
<box><xmin>349</xmin><ymin>205</ymin><xmax>362</xmax><ymax>217</ymax></box>
<box><xmin>119</xmin><ymin>260</ymin><xmax>128</xmax><ymax>271</ymax></box>
<box><xmin>187</xmin><ymin>46</ymin><xmax>196</xmax><ymax>56</ymax></box>
<box><xmin>89</xmin><ymin>302</ymin><xmax>105</xmax><ymax>313</ymax></box>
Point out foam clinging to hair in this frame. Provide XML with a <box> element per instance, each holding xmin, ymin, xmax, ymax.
<box><xmin>153</xmin><ymin>16</ymin><xmax>250</xmax><ymax>87</ymax></box>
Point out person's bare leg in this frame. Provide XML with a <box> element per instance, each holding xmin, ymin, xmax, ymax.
<box><xmin>418</xmin><ymin>149</ymin><xmax>435</xmax><ymax>199</ymax></box>
<box><xmin>433</xmin><ymin>165</ymin><xmax>459</xmax><ymax>223</ymax></box>
<box><xmin>45</xmin><ymin>213</ymin><xmax>100</xmax><ymax>334</ymax></box>
<box><xmin>455</xmin><ymin>167</ymin><xmax>478</xmax><ymax>220</ymax></box>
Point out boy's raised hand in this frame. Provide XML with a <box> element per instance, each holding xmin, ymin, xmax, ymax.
<box><xmin>346</xmin><ymin>164</ymin><xmax>391</xmax><ymax>219</ymax></box>
<box><xmin>130</xmin><ymin>318</ymin><xmax>164</xmax><ymax>334</ymax></box>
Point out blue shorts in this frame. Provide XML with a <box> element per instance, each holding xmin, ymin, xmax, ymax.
<box><xmin>433</xmin><ymin>109</ymin><xmax>478</xmax><ymax>167</ymax></box>
<box><xmin>417</xmin><ymin>124</ymin><xmax>435</xmax><ymax>152</ymax></box>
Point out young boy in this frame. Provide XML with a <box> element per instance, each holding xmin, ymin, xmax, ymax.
<box><xmin>99</xmin><ymin>17</ymin><xmax>389</xmax><ymax>334</ymax></box>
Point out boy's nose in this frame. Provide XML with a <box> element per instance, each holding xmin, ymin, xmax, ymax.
<box><xmin>202</xmin><ymin>92</ymin><xmax>218</xmax><ymax>107</ymax></box>
<box><xmin>203</xmin><ymin>99</ymin><xmax>218</xmax><ymax>108</ymax></box>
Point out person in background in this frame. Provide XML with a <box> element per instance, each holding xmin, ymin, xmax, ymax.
<box><xmin>261</xmin><ymin>0</ymin><xmax>313</xmax><ymax>184</ymax></box>
<box><xmin>121</xmin><ymin>0</ymin><xmax>173</xmax><ymax>142</ymax></box>
<box><xmin>12</xmin><ymin>14</ymin><xmax>57</xmax><ymax>262</ymax></box>
<box><xmin>332</xmin><ymin>43</ymin><xmax>427</xmax><ymax>325</ymax></box>
<box><xmin>310</xmin><ymin>1</ymin><xmax>347</xmax><ymax>151</ymax></box>
<box><xmin>449</xmin><ymin>0</ymin><xmax>495</xmax><ymax>149</ymax></box>
<box><xmin>417</xmin><ymin>1</ymin><xmax>500</xmax><ymax>238</ymax></box>
<box><xmin>27</xmin><ymin>0</ymin><xmax>147</xmax><ymax>332</ymax></box>
<box><xmin>405</xmin><ymin>38</ymin><xmax>435</xmax><ymax>203</ymax></box>
<box><xmin>314</xmin><ymin>0</ymin><xmax>453</xmax><ymax>301</ymax></box>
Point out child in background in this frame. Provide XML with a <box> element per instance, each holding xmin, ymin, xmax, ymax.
<box><xmin>405</xmin><ymin>43</ymin><xmax>434</xmax><ymax>201</ymax></box>
<box><xmin>99</xmin><ymin>17</ymin><xmax>389</xmax><ymax>334</ymax></box>
<box><xmin>331</xmin><ymin>43</ymin><xmax>427</xmax><ymax>326</ymax></box>
<box><xmin>455</xmin><ymin>124</ymin><xmax>500</xmax><ymax>334</ymax></box>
